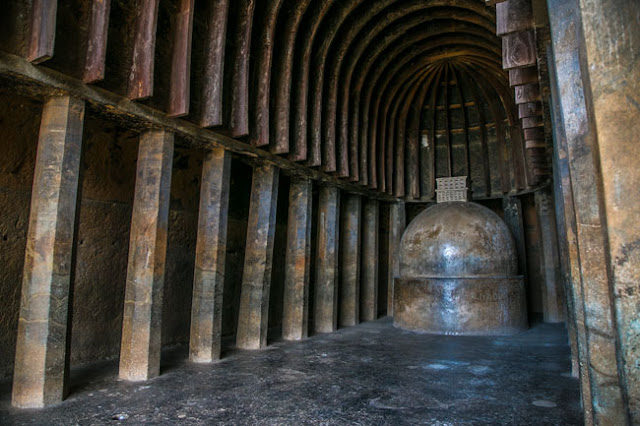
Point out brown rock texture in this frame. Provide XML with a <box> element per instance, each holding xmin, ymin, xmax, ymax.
<box><xmin>313</xmin><ymin>185</ymin><xmax>340</xmax><ymax>334</ymax></box>
<box><xmin>339</xmin><ymin>194</ymin><xmax>361</xmax><ymax>327</ymax></box>
<box><xmin>236</xmin><ymin>163</ymin><xmax>279</xmax><ymax>350</ymax></box>
<box><xmin>12</xmin><ymin>95</ymin><xmax>85</xmax><ymax>408</ymax></box>
<box><xmin>119</xmin><ymin>130</ymin><xmax>174</xmax><ymax>382</ymax></box>
<box><xmin>282</xmin><ymin>178</ymin><xmax>312</xmax><ymax>341</ymax></box>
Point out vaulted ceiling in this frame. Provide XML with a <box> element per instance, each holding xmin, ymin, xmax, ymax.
<box><xmin>0</xmin><ymin>0</ymin><xmax>542</xmax><ymax>200</ymax></box>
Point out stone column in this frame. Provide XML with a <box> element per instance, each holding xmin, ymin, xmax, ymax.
<box><xmin>535</xmin><ymin>189</ymin><xmax>565</xmax><ymax>323</ymax></box>
<box><xmin>551</xmin><ymin>112</ymin><xmax>579</xmax><ymax>377</ymax></box>
<box><xmin>548</xmin><ymin>36</ymin><xmax>593</xmax><ymax>419</ymax></box>
<box><xmin>236</xmin><ymin>163</ymin><xmax>279</xmax><ymax>349</ymax></box>
<box><xmin>360</xmin><ymin>199</ymin><xmax>379</xmax><ymax>322</ymax></box>
<box><xmin>548</xmin><ymin>0</ymin><xmax>626</xmax><ymax>422</ymax></box>
<box><xmin>313</xmin><ymin>185</ymin><xmax>340</xmax><ymax>333</ymax></box>
<box><xmin>339</xmin><ymin>194</ymin><xmax>361</xmax><ymax>327</ymax></box>
<box><xmin>578</xmin><ymin>1</ymin><xmax>640</xmax><ymax>422</ymax></box>
<box><xmin>189</xmin><ymin>148</ymin><xmax>231</xmax><ymax>362</ymax></box>
<box><xmin>12</xmin><ymin>96</ymin><xmax>85</xmax><ymax>408</ymax></box>
<box><xmin>502</xmin><ymin>197</ymin><xmax>528</xmax><ymax>279</ymax></box>
<box><xmin>119</xmin><ymin>130</ymin><xmax>174</xmax><ymax>382</ymax></box>
<box><xmin>387</xmin><ymin>202</ymin><xmax>405</xmax><ymax>316</ymax></box>
<box><xmin>282</xmin><ymin>178</ymin><xmax>313</xmax><ymax>340</ymax></box>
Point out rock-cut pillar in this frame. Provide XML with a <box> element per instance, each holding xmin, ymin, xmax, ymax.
<box><xmin>535</xmin><ymin>189</ymin><xmax>565</xmax><ymax>323</ymax></box>
<box><xmin>282</xmin><ymin>178</ymin><xmax>313</xmax><ymax>340</ymax></box>
<box><xmin>577</xmin><ymin>0</ymin><xmax>640</xmax><ymax>421</ymax></box>
<box><xmin>340</xmin><ymin>194</ymin><xmax>362</xmax><ymax>327</ymax></box>
<box><xmin>313</xmin><ymin>186</ymin><xmax>340</xmax><ymax>333</ymax></box>
<box><xmin>236</xmin><ymin>163</ymin><xmax>279</xmax><ymax>349</ymax></box>
<box><xmin>548</xmin><ymin>0</ymin><xmax>627</xmax><ymax>422</ymax></box>
<box><xmin>360</xmin><ymin>199</ymin><xmax>379</xmax><ymax>322</ymax></box>
<box><xmin>189</xmin><ymin>148</ymin><xmax>231</xmax><ymax>362</ymax></box>
<box><xmin>387</xmin><ymin>202</ymin><xmax>405</xmax><ymax>316</ymax></box>
<box><xmin>119</xmin><ymin>130</ymin><xmax>174</xmax><ymax>381</ymax></box>
<box><xmin>12</xmin><ymin>96</ymin><xmax>85</xmax><ymax>408</ymax></box>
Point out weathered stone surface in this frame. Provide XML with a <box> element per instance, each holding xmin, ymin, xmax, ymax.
<box><xmin>12</xmin><ymin>95</ymin><xmax>85</xmax><ymax>408</ymax></box>
<box><xmin>400</xmin><ymin>203</ymin><xmax>518</xmax><ymax>278</ymax></box>
<box><xmin>119</xmin><ymin>130</ymin><xmax>174</xmax><ymax>382</ymax></box>
<box><xmin>313</xmin><ymin>185</ymin><xmax>340</xmax><ymax>334</ymax></box>
<box><xmin>549</xmin><ymin>97</ymin><xmax>594</xmax><ymax>426</ymax></box>
<box><xmin>548</xmin><ymin>0</ymin><xmax>626</xmax><ymax>422</ymax></box>
<box><xmin>236</xmin><ymin>163</ymin><xmax>279</xmax><ymax>350</ymax></box>
<box><xmin>394</xmin><ymin>277</ymin><xmax>528</xmax><ymax>335</ymax></box>
<box><xmin>0</xmin><ymin>94</ymin><xmax>40</xmax><ymax>381</ymax></box>
<box><xmin>360</xmin><ymin>199</ymin><xmax>379</xmax><ymax>322</ymax></box>
<box><xmin>578</xmin><ymin>1</ymin><xmax>640</xmax><ymax>421</ymax></box>
<box><xmin>534</xmin><ymin>189</ymin><xmax>565</xmax><ymax>323</ymax></box>
<box><xmin>548</xmin><ymin>66</ymin><xmax>582</xmax><ymax>380</ymax></box>
<box><xmin>387</xmin><ymin>202</ymin><xmax>405</xmax><ymax>316</ymax></box>
<box><xmin>282</xmin><ymin>178</ymin><xmax>312</xmax><ymax>341</ymax></box>
<box><xmin>189</xmin><ymin>148</ymin><xmax>231</xmax><ymax>362</ymax></box>
<box><xmin>339</xmin><ymin>194</ymin><xmax>361</xmax><ymax>327</ymax></box>
<box><xmin>502</xmin><ymin>196</ymin><xmax>528</xmax><ymax>279</ymax></box>
<box><xmin>502</xmin><ymin>30</ymin><xmax>537</xmax><ymax>69</ymax></box>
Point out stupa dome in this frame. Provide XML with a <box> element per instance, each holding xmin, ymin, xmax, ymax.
<box><xmin>400</xmin><ymin>202</ymin><xmax>518</xmax><ymax>278</ymax></box>
<box><xmin>394</xmin><ymin>202</ymin><xmax>527</xmax><ymax>336</ymax></box>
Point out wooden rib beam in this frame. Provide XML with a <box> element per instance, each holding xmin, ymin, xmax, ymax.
<box><xmin>459</xmin><ymin>66</ymin><xmax>492</xmax><ymax>196</ymax></box>
<box><xmin>358</xmin><ymin>37</ymin><xmax>501</xmax><ymax>194</ymax></box>
<box><xmin>269</xmin><ymin>0</ymin><xmax>312</xmax><ymax>156</ymax></box>
<box><xmin>397</xmin><ymin>67</ymin><xmax>436</xmax><ymax>197</ymax></box>
<box><xmin>336</xmin><ymin>8</ymin><xmax>495</xmax><ymax>183</ymax></box>
<box><xmin>167</xmin><ymin>0</ymin><xmax>195</xmax><ymax>117</ymax></box>
<box><xmin>28</xmin><ymin>0</ymin><xmax>58</xmax><ymax>64</ymax></box>
<box><xmin>450</xmin><ymin>64</ymin><xmax>472</xmax><ymax>176</ymax></box>
<box><xmin>224</xmin><ymin>0</ymin><xmax>255</xmax><ymax>137</ymax></box>
<box><xmin>399</xmin><ymin>66</ymin><xmax>439</xmax><ymax>199</ymax></box>
<box><xmin>198</xmin><ymin>0</ymin><xmax>229</xmax><ymax>128</ymax></box>
<box><xmin>426</xmin><ymin>65</ymin><xmax>445</xmax><ymax>198</ymax></box>
<box><xmin>289</xmin><ymin>2</ymin><xmax>333</xmax><ymax>165</ymax></box>
<box><xmin>83</xmin><ymin>0</ymin><xmax>111</xmax><ymax>83</ymax></box>
<box><xmin>328</xmin><ymin>5</ymin><xmax>494</xmax><ymax>180</ymax></box>
<box><xmin>0</xmin><ymin>52</ymin><xmax>396</xmax><ymax>202</ymax></box>
<box><xmin>127</xmin><ymin>0</ymin><xmax>160</xmax><ymax>100</ymax></box>
<box><xmin>249</xmin><ymin>0</ymin><xmax>284</xmax><ymax>147</ymax></box>
<box><xmin>443</xmin><ymin>66</ymin><xmax>453</xmax><ymax>177</ymax></box>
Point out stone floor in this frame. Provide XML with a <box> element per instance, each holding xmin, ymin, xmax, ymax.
<box><xmin>0</xmin><ymin>318</ymin><xmax>583</xmax><ymax>425</ymax></box>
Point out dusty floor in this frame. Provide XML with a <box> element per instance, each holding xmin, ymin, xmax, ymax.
<box><xmin>0</xmin><ymin>318</ymin><xmax>582</xmax><ymax>425</ymax></box>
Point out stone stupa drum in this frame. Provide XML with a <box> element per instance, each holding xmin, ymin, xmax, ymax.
<box><xmin>394</xmin><ymin>202</ymin><xmax>527</xmax><ymax>335</ymax></box>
